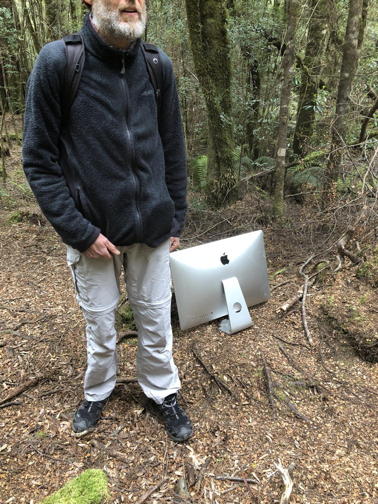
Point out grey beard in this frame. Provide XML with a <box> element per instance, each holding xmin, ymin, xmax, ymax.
<box><xmin>92</xmin><ymin>3</ymin><xmax>146</xmax><ymax>41</ymax></box>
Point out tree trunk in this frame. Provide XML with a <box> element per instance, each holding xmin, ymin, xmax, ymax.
<box><xmin>45</xmin><ymin>0</ymin><xmax>64</xmax><ymax>40</ymax></box>
<box><xmin>0</xmin><ymin>0</ymin><xmax>15</xmax><ymax>110</ymax></box>
<box><xmin>357</xmin><ymin>0</ymin><xmax>369</xmax><ymax>49</ymax></box>
<box><xmin>359</xmin><ymin>95</ymin><xmax>378</xmax><ymax>145</ymax></box>
<box><xmin>272</xmin><ymin>0</ymin><xmax>299</xmax><ymax>219</ymax></box>
<box><xmin>185</xmin><ymin>0</ymin><xmax>236</xmax><ymax>207</ymax></box>
<box><xmin>323</xmin><ymin>0</ymin><xmax>363</xmax><ymax>201</ymax></box>
<box><xmin>246</xmin><ymin>58</ymin><xmax>261</xmax><ymax>160</ymax></box>
<box><xmin>292</xmin><ymin>0</ymin><xmax>328</xmax><ymax>157</ymax></box>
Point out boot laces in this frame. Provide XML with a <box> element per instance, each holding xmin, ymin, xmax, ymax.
<box><xmin>163</xmin><ymin>396</ymin><xmax>180</xmax><ymax>420</ymax></box>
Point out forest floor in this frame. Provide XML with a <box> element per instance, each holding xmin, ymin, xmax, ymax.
<box><xmin>0</xmin><ymin>145</ymin><xmax>378</xmax><ymax>504</ymax></box>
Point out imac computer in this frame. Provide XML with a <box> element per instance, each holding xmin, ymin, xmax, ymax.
<box><xmin>170</xmin><ymin>230</ymin><xmax>270</xmax><ymax>333</ymax></box>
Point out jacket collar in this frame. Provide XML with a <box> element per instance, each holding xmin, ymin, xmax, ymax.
<box><xmin>81</xmin><ymin>14</ymin><xmax>141</xmax><ymax>67</ymax></box>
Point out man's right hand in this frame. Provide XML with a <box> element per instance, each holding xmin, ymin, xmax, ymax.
<box><xmin>83</xmin><ymin>233</ymin><xmax>120</xmax><ymax>259</ymax></box>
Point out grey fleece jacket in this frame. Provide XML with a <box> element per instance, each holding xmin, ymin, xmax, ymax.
<box><xmin>22</xmin><ymin>16</ymin><xmax>187</xmax><ymax>252</ymax></box>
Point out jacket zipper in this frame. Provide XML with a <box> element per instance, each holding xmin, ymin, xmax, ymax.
<box><xmin>120</xmin><ymin>55</ymin><xmax>143</xmax><ymax>242</ymax></box>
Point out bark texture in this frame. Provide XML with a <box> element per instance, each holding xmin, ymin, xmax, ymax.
<box><xmin>246</xmin><ymin>58</ymin><xmax>261</xmax><ymax>160</ymax></box>
<box><xmin>293</xmin><ymin>0</ymin><xmax>328</xmax><ymax>157</ymax></box>
<box><xmin>185</xmin><ymin>0</ymin><xmax>236</xmax><ymax>206</ymax></box>
<box><xmin>324</xmin><ymin>0</ymin><xmax>363</xmax><ymax>199</ymax></box>
<box><xmin>272</xmin><ymin>0</ymin><xmax>299</xmax><ymax>219</ymax></box>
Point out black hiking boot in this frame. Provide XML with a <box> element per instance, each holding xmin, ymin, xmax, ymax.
<box><xmin>72</xmin><ymin>399</ymin><xmax>107</xmax><ymax>435</ymax></box>
<box><xmin>155</xmin><ymin>394</ymin><xmax>193</xmax><ymax>442</ymax></box>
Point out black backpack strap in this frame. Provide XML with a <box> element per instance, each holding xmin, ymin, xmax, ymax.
<box><xmin>62</xmin><ymin>33</ymin><xmax>85</xmax><ymax>124</ymax></box>
<box><xmin>141</xmin><ymin>42</ymin><xmax>164</xmax><ymax>113</ymax></box>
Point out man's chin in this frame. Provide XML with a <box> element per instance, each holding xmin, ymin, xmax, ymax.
<box><xmin>114</xmin><ymin>20</ymin><xmax>146</xmax><ymax>39</ymax></box>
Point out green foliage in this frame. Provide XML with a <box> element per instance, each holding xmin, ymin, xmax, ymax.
<box><xmin>356</xmin><ymin>247</ymin><xmax>378</xmax><ymax>288</ymax></box>
<box><xmin>40</xmin><ymin>469</ymin><xmax>108</xmax><ymax>504</ymax></box>
<box><xmin>252</xmin><ymin>156</ymin><xmax>275</xmax><ymax>170</ymax></box>
<box><xmin>286</xmin><ymin>150</ymin><xmax>327</xmax><ymax>192</ymax></box>
<box><xmin>0</xmin><ymin>6</ymin><xmax>22</xmax><ymax>110</ymax></box>
<box><xmin>191</xmin><ymin>155</ymin><xmax>208</xmax><ymax>190</ymax></box>
<box><xmin>8</xmin><ymin>210</ymin><xmax>23</xmax><ymax>223</ymax></box>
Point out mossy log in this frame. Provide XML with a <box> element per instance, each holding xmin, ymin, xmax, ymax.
<box><xmin>40</xmin><ymin>469</ymin><xmax>108</xmax><ymax>504</ymax></box>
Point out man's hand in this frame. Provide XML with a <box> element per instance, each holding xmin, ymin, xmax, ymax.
<box><xmin>170</xmin><ymin>237</ymin><xmax>180</xmax><ymax>252</ymax></box>
<box><xmin>84</xmin><ymin>233</ymin><xmax>120</xmax><ymax>259</ymax></box>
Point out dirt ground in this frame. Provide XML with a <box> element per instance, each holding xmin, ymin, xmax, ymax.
<box><xmin>0</xmin><ymin>148</ymin><xmax>378</xmax><ymax>503</ymax></box>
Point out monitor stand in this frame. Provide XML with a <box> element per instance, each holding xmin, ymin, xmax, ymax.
<box><xmin>218</xmin><ymin>277</ymin><xmax>253</xmax><ymax>334</ymax></box>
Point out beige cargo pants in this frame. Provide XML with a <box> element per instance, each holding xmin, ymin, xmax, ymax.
<box><xmin>66</xmin><ymin>239</ymin><xmax>180</xmax><ymax>404</ymax></box>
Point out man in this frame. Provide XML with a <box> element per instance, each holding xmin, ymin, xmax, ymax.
<box><xmin>22</xmin><ymin>0</ymin><xmax>193</xmax><ymax>443</ymax></box>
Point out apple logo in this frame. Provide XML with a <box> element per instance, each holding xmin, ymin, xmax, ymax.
<box><xmin>220</xmin><ymin>253</ymin><xmax>229</xmax><ymax>265</ymax></box>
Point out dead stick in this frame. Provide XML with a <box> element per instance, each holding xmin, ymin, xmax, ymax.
<box><xmin>211</xmin><ymin>475</ymin><xmax>259</xmax><ymax>484</ymax></box>
<box><xmin>337</xmin><ymin>237</ymin><xmax>362</xmax><ymax>265</ymax></box>
<box><xmin>0</xmin><ymin>376</ymin><xmax>45</xmax><ymax>405</ymax></box>
<box><xmin>0</xmin><ymin>400</ymin><xmax>21</xmax><ymax>410</ymax></box>
<box><xmin>334</xmin><ymin>254</ymin><xmax>343</xmax><ymax>272</ymax></box>
<box><xmin>262</xmin><ymin>359</ymin><xmax>276</xmax><ymax>410</ymax></box>
<box><xmin>275</xmin><ymin>394</ymin><xmax>311</xmax><ymax>423</ymax></box>
<box><xmin>13</xmin><ymin>314</ymin><xmax>57</xmax><ymax>331</ymax></box>
<box><xmin>116</xmin><ymin>377</ymin><xmax>138</xmax><ymax>384</ymax></box>
<box><xmin>275</xmin><ymin>461</ymin><xmax>294</xmax><ymax>504</ymax></box>
<box><xmin>277</xmin><ymin>264</ymin><xmax>327</xmax><ymax>314</ymax></box>
<box><xmin>135</xmin><ymin>478</ymin><xmax>167</xmax><ymax>504</ymax></box>
<box><xmin>278</xmin><ymin>344</ymin><xmax>309</xmax><ymax>377</ymax></box>
<box><xmin>91</xmin><ymin>440</ymin><xmax>130</xmax><ymax>464</ymax></box>
<box><xmin>299</xmin><ymin>256</ymin><xmax>314</xmax><ymax>346</ymax></box>
<box><xmin>277</xmin><ymin>291</ymin><xmax>303</xmax><ymax>314</ymax></box>
<box><xmin>272</xmin><ymin>334</ymin><xmax>311</xmax><ymax>349</ymax></box>
<box><xmin>192</xmin><ymin>344</ymin><xmax>234</xmax><ymax>396</ymax></box>
<box><xmin>301</xmin><ymin>276</ymin><xmax>313</xmax><ymax>345</ymax></box>
<box><xmin>271</xmin><ymin>280</ymin><xmax>293</xmax><ymax>292</ymax></box>
<box><xmin>116</xmin><ymin>331</ymin><xmax>138</xmax><ymax>344</ymax></box>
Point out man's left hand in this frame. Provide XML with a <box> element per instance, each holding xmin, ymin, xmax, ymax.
<box><xmin>169</xmin><ymin>237</ymin><xmax>180</xmax><ymax>252</ymax></box>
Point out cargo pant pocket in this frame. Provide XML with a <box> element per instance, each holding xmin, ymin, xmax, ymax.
<box><xmin>66</xmin><ymin>246</ymin><xmax>90</xmax><ymax>306</ymax></box>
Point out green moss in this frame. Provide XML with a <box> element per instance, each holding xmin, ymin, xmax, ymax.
<box><xmin>358</xmin><ymin>294</ymin><xmax>368</xmax><ymax>305</ymax></box>
<box><xmin>356</xmin><ymin>247</ymin><xmax>378</xmax><ymax>287</ymax></box>
<box><xmin>116</xmin><ymin>297</ymin><xmax>137</xmax><ymax>331</ymax></box>
<box><xmin>8</xmin><ymin>210</ymin><xmax>23</xmax><ymax>223</ymax></box>
<box><xmin>348</xmin><ymin>306</ymin><xmax>366</xmax><ymax>322</ymax></box>
<box><xmin>326</xmin><ymin>295</ymin><xmax>335</xmax><ymax>306</ymax></box>
<box><xmin>40</xmin><ymin>469</ymin><xmax>108</xmax><ymax>504</ymax></box>
<box><xmin>35</xmin><ymin>430</ymin><xmax>47</xmax><ymax>440</ymax></box>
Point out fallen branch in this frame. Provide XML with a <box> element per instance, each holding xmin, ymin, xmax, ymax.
<box><xmin>277</xmin><ymin>290</ymin><xmax>303</xmax><ymax>314</ymax></box>
<box><xmin>278</xmin><ymin>396</ymin><xmax>311</xmax><ymax>422</ymax></box>
<box><xmin>116</xmin><ymin>377</ymin><xmax>138</xmax><ymax>384</ymax></box>
<box><xmin>192</xmin><ymin>344</ymin><xmax>235</xmax><ymax>397</ymax></box>
<box><xmin>271</xmin><ymin>280</ymin><xmax>293</xmax><ymax>292</ymax></box>
<box><xmin>210</xmin><ymin>475</ymin><xmax>259</xmax><ymax>485</ymax></box>
<box><xmin>337</xmin><ymin>235</ymin><xmax>362</xmax><ymax>265</ymax></box>
<box><xmin>262</xmin><ymin>359</ymin><xmax>276</xmax><ymax>410</ymax></box>
<box><xmin>277</xmin><ymin>262</ymin><xmax>329</xmax><ymax>315</ymax></box>
<box><xmin>135</xmin><ymin>478</ymin><xmax>167</xmax><ymax>504</ymax></box>
<box><xmin>90</xmin><ymin>439</ymin><xmax>130</xmax><ymax>464</ymax></box>
<box><xmin>13</xmin><ymin>314</ymin><xmax>57</xmax><ymax>331</ymax></box>
<box><xmin>0</xmin><ymin>400</ymin><xmax>21</xmax><ymax>410</ymax></box>
<box><xmin>334</xmin><ymin>254</ymin><xmax>343</xmax><ymax>272</ymax></box>
<box><xmin>116</xmin><ymin>331</ymin><xmax>138</xmax><ymax>344</ymax></box>
<box><xmin>278</xmin><ymin>345</ymin><xmax>308</xmax><ymax>377</ymax></box>
<box><xmin>299</xmin><ymin>255</ymin><xmax>314</xmax><ymax>346</ymax></box>
<box><xmin>275</xmin><ymin>461</ymin><xmax>294</xmax><ymax>504</ymax></box>
<box><xmin>29</xmin><ymin>444</ymin><xmax>72</xmax><ymax>464</ymax></box>
<box><xmin>271</xmin><ymin>334</ymin><xmax>311</xmax><ymax>350</ymax></box>
<box><xmin>0</xmin><ymin>376</ymin><xmax>45</xmax><ymax>405</ymax></box>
